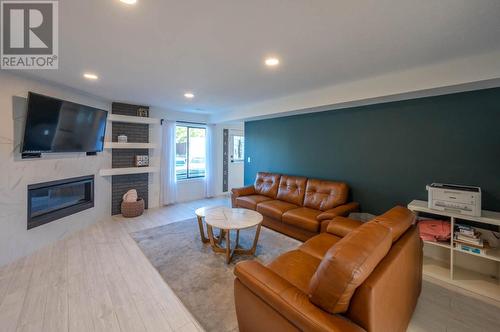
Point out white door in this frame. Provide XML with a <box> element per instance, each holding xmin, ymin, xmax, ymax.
<box><xmin>228</xmin><ymin>130</ymin><xmax>244</xmax><ymax>191</ymax></box>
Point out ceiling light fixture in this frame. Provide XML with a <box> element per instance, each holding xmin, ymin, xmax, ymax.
<box><xmin>120</xmin><ymin>0</ymin><xmax>137</xmax><ymax>5</ymax></box>
<box><xmin>265</xmin><ymin>57</ymin><xmax>280</xmax><ymax>67</ymax></box>
<box><xmin>83</xmin><ymin>73</ymin><xmax>98</xmax><ymax>80</ymax></box>
<box><xmin>184</xmin><ymin>92</ymin><xmax>195</xmax><ymax>99</ymax></box>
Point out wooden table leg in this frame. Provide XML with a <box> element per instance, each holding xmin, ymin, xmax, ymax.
<box><xmin>249</xmin><ymin>223</ymin><xmax>262</xmax><ymax>255</ymax></box>
<box><xmin>199</xmin><ymin>216</ymin><xmax>226</xmax><ymax>244</ymax></box>
<box><xmin>207</xmin><ymin>223</ymin><xmax>262</xmax><ymax>264</ymax></box>
<box><xmin>225</xmin><ymin>230</ymin><xmax>232</xmax><ymax>264</ymax></box>
<box><xmin>207</xmin><ymin>225</ymin><xmax>228</xmax><ymax>255</ymax></box>
<box><xmin>218</xmin><ymin>230</ymin><xmax>225</xmax><ymax>244</ymax></box>
<box><xmin>197</xmin><ymin>216</ymin><xmax>209</xmax><ymax>243</ymax></box>
<box><xmin>233</xmin><ymin>223</ymin><xmax>262</xmax><ymax>256</ymax></box>
<box><xmin>207</xmin><ymin>224</ymin><xmax>217</xmax><ymax>248</ymax></box>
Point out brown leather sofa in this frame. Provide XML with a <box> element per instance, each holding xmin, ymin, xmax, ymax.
<box><xmin>234</xmin><ymin>206</ymin><xmax>423</xmax><ymax>332</ymax></box>
<box><xmin>231</xmin><ymin>172</ymin><xmax>360</xmax><ymax>241</ymax></box>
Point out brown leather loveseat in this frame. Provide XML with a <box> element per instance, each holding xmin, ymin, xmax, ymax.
<box><xmin>234</xmin><ymin>206</ymin><xmax>423</xmax><ymax>332</ymax></box>
<box><xmin>231</xmin><ymin>172</ymin><xmax>359</xmax><ymax>241</ymax></box>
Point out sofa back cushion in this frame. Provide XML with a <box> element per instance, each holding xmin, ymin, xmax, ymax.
<box><xmin>346</xmin><ymin>226</ymin><xmax>422</xmax><ymax>332</ymax></box>
<box><xmin>254</xmin><ymin>172</ymin><xmax>281</xmax><ymax>198</ymax></box>
<box><xmin>303</xmin><ymin>179</ymin><xmax>348</xmax><ymax>211</ymax></box>
<box><xmin>276</xmin><ymin>175</ymin><xmax>308</xmax><ymax>206</ymax></box>
<box><xmin>373</xmin><ymin>206</ymin><xmax>415</xmax><ymax>243</ymax></box>
<box><xmin>308</xmin><ymin>221</ymin><xmax>392</xmax><ymax>314</ymax></box>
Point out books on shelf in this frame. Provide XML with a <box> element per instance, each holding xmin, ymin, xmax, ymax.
<box><xmin>454</xmin><ymin>233</ymin><xmax>483</xmax><ymax>246</ymax></box>
<box><xmin>454</xmin><ymin>223</ymin><xmax>484</xmax><ymax>247</ymax></box>
<box><xmin>456</xmin><ymin>224</ymin><xmax>475</xmax><ymax>237</ymax></box>
<box><xmin>452</xmin><ymin>222</ymin><xmax>498</xmax><ymax>256</ymax></box>
<box><xmin>455</xmin><ymin>242</ymin><xmax>486</xmax><ymax>255</ymax></box>
<box><xmin>454</xmin><ymin>239</ymin><xmax>491</xmax><ymax>254</ymax></box>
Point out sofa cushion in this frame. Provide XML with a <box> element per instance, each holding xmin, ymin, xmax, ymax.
<box><xmin>236</xmin><ymin>195</ymin><xmax>272</xmax><ymax>210</ymax></box>
<box><xmin>326</xmin><ymin>217</ymin><xmax>364</xmax><ymax>238</ymax></box>
<box><xmin>373</xmin><ymin>206</ymin><xmax>416</xmax><ymax>242</ymax></box>
<box><xmin>282</xmin><ymin>207</ymin><xmax>322</xmax><ymax>233</ymax></box>
<box><xmin>308</xmin><ymin>221</ymin><xmax>392</xmax><ymax>314</ymax></box>
<box><xmin>299</xmin><ymin>233</ymin><xmax>341</xmax><ymax>260</ymax></box>
<box><xmin>303</xmin><ymin>179</ymin><xmax>348</xmax><ymax>211</ymax></box>
<box><xmin>254</xmin><ymin>172</ymin><xmax>281</xmax><ymax>198</ymax></box>
<box><xmin>256</xmin><ymin>200</ymin><xmax>298</xmax><ymax>220</ymax></box>
<box><xmin>268</xmin><ymin>250</ymin><xmax>321</xmax><ymax>294</ymax></box>
<box><xmin>276</xmin><ymin>175</ymin><xmax>308</xmax><ymax>206</ymax></box>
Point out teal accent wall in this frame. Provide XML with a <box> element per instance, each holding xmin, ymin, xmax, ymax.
<box><xmin>244</xmin><ymin>88</ymin><xmax>500</xmax><ymax>214</ymax></box>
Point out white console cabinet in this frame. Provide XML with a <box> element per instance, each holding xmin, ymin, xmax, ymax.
<box><xmin>408</xmin><ymin>200</ymin><xmax>500</xmax><ymax>302</ymax></box>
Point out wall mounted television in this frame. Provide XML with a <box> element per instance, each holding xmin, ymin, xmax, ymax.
<box><xmin>21</xmin><ymin>92</ymin><xmax>108</xmax><ymax>158</ymax></box>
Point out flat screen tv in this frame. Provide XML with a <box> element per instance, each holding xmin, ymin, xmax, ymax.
<box><xmin>21</xmin><ymin>92</ymin><xmax>108</xmax><ymax>155</ymax></box>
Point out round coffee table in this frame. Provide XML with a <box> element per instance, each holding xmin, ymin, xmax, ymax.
<box><xmin>203</xmin><ymin>207</ymin><xmax>263</xmax><ymax>264</ymax></box>
<box><xmin>195</xmin><ymin>206</ymin><xmax>226</xmax><ymax>244</ymax></box>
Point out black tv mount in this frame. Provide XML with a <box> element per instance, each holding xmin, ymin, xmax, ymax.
<box><xmin>21</xmin><ymin>152</ymin><xmax>98</xmax><ymax>159</ymax></box>
<box><xmin>21</xmin><ymin>153</ymin><xmax>41</xmax><ymax>159</ymax></box>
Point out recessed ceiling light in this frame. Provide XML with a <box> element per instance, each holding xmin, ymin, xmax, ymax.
<box><xmin>265</xmin><ymin>57</ymin><xmax>280</xmax><ymax>67</ymax></box>
<box><xmin>120</xmin><ymin>0</ymin><xmax>137</xmax><ymax>4</ymax></box>
<box><xmin>83</xmin><ymin>73</ymin><xmax>98</xmax><ymax>80</ymax></box>
<box><xmin>184</xmin><ymin>92</ymin><xmax>195</xmax><ymax>99</ymax></box>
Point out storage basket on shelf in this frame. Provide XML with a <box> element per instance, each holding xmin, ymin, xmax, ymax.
<box><xmin>121</xmin><ymin>198</ymin><xmax>145</xmax><ymax>218</ymax></box>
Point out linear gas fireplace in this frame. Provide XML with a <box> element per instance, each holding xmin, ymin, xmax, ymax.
<box><xmin>27</xmin><ymin>175</ymin><xmax>94</xmax><ymax>230</ymax></box>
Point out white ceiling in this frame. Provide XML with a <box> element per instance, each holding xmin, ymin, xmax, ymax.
<box><xmin>15</xmin><ymin>0</ymin><xmax>500</xmax><ymax>121</ymax></box>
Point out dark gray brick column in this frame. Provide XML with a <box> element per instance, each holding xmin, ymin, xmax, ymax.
<box><xmin>111</xmin><ymin>103</ymin><xmax>150</xmax><ymax>215</ymax></box>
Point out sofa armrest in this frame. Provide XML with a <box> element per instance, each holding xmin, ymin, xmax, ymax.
<box><xmin>231</xmin><ymin>185</ymin><xmax>256</xmax><ymax>207</ymax></box>
<box><xmin>231</xmin><ymin>185</ymin><xmax>256</xmax><ymax>197</ymax></box>
<box><xmin>234</xmin><ymin>261</ymin><xmax>365</xmax><ymax>332</ymax></box>
<box><xmin>326</xmin><ymin>217</ymin><xmax>364</xmax><ymax>238</ymax></box>
<box><xmin>318</xmin><ymin>202</ymin><xmax>360</xmax><ymax>232</ymax></box>
<box><xmin>317</xmin><ymin>202</ymin><xmax>360</xmax><ymax>222</ymax></box>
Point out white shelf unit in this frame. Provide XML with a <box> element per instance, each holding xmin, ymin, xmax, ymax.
<box><xmin>100</xmin><ymin>114</ymin><xmax>161</xmax><ymax>177</ymax></box>
<box><xmin>408</xmin><ymin>199</ymin><xmax>500</xmax><ymax>302</ymax></box>
<box><xmin>103</xmin><ymin>142</ymin><xmax>158</xmax><ymax>149</ymax></box>
<box><xmin>107</xmin><ymin>113</ymin><xmax>161</xmax><ymax>125</ymax></box>
<box><xmin>99</xmin><ymin>167</ymin><xmax>159</xmax><ymax>177</ymax></box>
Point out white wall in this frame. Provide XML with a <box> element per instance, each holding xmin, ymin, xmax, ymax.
<box><xmin>149</xmin><ymin>108</ymin><xmax>210</xmax><ymax>204</ymax></box>
<box><xmin>0</xmin><ymin>72</ymin><xmax>240</xmax><ymax>267</ymax></box>
<box><xmin>148</xmin><ymin>113</ymin><xmax>244</xmax><ymax>203</ymax></box>
<box><xmin>211</xmin><ymin>50</ymin><xmax>500</xmax><ymax>123</ymax></box>
<box><xmin>214</xmin><ymin>122</ymin><xmax>245</xmax><ymax>197</ymax></box>
<box><xmin>0</xmin><ymin>72</ymin><xmax>112</xmax><ymax>267</ymax></box>
<box><xmin>172</xmin><ymin>122</ymin><xmax>245</xmax><ymax>203</ymax></box>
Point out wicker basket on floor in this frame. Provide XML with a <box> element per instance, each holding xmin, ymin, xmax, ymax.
<box><xmin>121</xmin><ymin>198</ymin><xmax>145</xmax><ymax>218</ymax></box>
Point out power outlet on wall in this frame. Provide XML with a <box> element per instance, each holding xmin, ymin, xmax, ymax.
<box><xmin>247</xmin><ymin>157</ymin><xmax>251</xmax><ymax>163</ymax></box>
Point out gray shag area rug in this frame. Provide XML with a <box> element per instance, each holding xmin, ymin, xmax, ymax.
<box><xmin>131</xmin><ymin>218</ymin><xmax>301</xmax><ymax>332</ymax></box>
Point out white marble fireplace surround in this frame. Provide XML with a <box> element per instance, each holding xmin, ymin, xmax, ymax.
<box><xmin>0</xmin><ymin>72</ymin><xmax>112</xmax><ymax>267</ymax></box>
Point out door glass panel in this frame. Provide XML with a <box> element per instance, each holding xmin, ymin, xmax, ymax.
<box><xmin>232</xmin><ymin>135</ymin><xmax>244</xmax><ymax>162</ymax></box>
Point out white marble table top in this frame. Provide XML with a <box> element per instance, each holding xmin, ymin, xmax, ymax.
<box><xmin>202</xmin><ymin>207</ymin><xmax>263</xmax><ymax>230</ymax></box>
<box><xmin>195</xmin><ymin>205</ymin><xmax>226</xmax><ymax>218</ymax></box>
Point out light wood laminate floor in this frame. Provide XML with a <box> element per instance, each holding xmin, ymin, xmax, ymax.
<box><xmin>0</xmin><ymin>196</ymin><xmax>230</xmax><ymax>332</ymax></box>
<box><xmin>1</xmin><ymin>196</ymin><xmax>499</xmax><ymax>332</ymax></box>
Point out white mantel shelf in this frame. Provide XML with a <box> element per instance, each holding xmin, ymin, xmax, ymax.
<box><xmin>103</xmin><ymin>142</ymin><xmax>158</xmax><ymax>149</ymax></box>
<box><xmin>107</xmin><ymin>114</ymin><xmax>161</xmax><ymax>125</ymax></box>
<box><xmin>99</xmin><ymin>167</ymin><xmax>159</xmax><ymax>177</ymax></box>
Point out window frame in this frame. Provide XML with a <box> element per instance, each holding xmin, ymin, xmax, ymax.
<box><xmin>175</xmin><ymin>123</ymin><xmax>206</xmax><ymax>181</ymax></box>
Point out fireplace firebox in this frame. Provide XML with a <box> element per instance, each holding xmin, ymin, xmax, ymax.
<box><xmin>27</xmin><ymin>175</ymin><xmax>94</xmax><ymax>230</ymax></box>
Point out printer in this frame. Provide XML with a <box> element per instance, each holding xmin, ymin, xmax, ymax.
<box><xmin>426</xmin><ymin>183</ymin><xmax>481</xmax><ymax>217</ymax></box>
